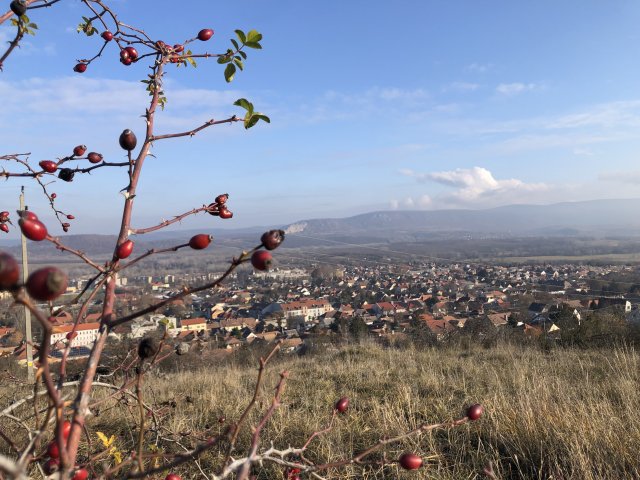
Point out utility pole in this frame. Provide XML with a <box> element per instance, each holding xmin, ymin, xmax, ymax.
<box><xmin>20</xmin><ymin>187</ymin><xmax>34</xmax><ymax>382</ymax></box>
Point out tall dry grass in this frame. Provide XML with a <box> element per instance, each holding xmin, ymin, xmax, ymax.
<box><xmin>4</xmin><ymin>342</ymin><xmax>640</xmax><ymax>478</ymax></box>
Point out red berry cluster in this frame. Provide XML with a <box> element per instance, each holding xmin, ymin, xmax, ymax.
<box><xmin>207</xmin><ymin>193</ymin><xmax>233</xmax><ymax>219</ymax></box>
<box><xmin>42</xmin><ymin>421</ymin><xmax>88</xmax><ymax>479</ymax></box>
<box><xmin>74</xmin><ymin>27</ymin><xmax>214</xmax><ymax>73</ymax></box>
<box><xmin>247</xmin><ymin>229</ymin><xmax>286</xmax><ymax>272</ymax></box>
<box><xmin>0</xmin><ymin>211</ymin><xmax>10</xmax><ymax>233</ymax></box>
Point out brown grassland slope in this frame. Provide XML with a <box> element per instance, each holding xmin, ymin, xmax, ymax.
<box><xmin>2</xmin><ymin>342</ymin><xmax>639</xmax><ymax>479</ymax></box>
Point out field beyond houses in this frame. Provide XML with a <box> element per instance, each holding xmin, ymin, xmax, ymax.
<box><xmin>3</xmin><ymin>342</ymin><xmax>637</xmax><ymax>479</ymax></box>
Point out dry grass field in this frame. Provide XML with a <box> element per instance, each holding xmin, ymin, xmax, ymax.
<box><xmin>3</xmin><ymin>342</ymin><xmax>640</xmax><ymax>479</ymax></box>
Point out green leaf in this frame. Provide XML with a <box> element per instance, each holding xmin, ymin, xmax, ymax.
<box><xmin>234</xmin><ymin>98</ymin><xmax>254</xmax><ymax>114</ymax></box>
<box><xmin>234</xmin><ymin>29</ymin><xmax>246</xmax><ymax>44</ymax></box>
<box><xmin>244</xmin><ymin>41</ymin><xmax>262</xmax><ymax>50</ymax></box>
<box><xmin>255</xmin><ymin>113</ymin><xmax>270</xmax><ymax>123</ymax></box>
<box><xmin>185</xmin><ymin>49</ymin><xmax>197</xmax><ymax>67</ymax></box>
<box><xmin>230</xmin><ymin>39</ymin><xmax>239</xmax><ymax>50</ymax></box>
<box><xmin>233</xmin><ymin>57</ymin><xmax>244</xmax><ymax>70</ymax></box>
<box><xmin>224</xmin><ymin>63</ymin><xmax>236</xmax><ymax>83</ymax></box>
<box><xmin>238</xmin><ymin>50</ymin><xmax>247</xmax><ymax>60</ymax></box>
<box><xmin>244</xmin><ymin>114</ymin><xmax>261</xmax><ymax>129</ymax></box>
<box><xmin>217</xmin><ymin>55</ymin><xmax>231</xmax><ymax>64</ymax></box>
<box><xmin>246</xmin><ymin>30</ymin><xmax>263</xmax><ymax>43</ymax></box>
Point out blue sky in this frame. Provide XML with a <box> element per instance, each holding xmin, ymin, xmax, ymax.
<box><xmin>1</xmin><ymin>1</ymin><xmax>640</xmax><ymax>234</ymax></box>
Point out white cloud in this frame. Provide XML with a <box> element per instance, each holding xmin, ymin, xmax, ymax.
<box><xmin>390</xmin><ymin>194</ymin><xmax>431</xmax><ymax>210</ymax></box>
<box><xmin>545</xmin><ymin>100</ymin><xmax>640</xmax><ymax>130</ymax></box>
<box><xmin>274</xmin><ymin>86</ymin><xmax>431</xmax><ymax>125</ymax></box>
<box><xmin>0</xmin><ymin>77</ymin><xmax>241</xmax><ymax>114</ymax></box>
<box><xmin>0</xmin><ymin>76</ymin><xmax>245</xmax><ymax>144</ymax></box>
<box><xmin>445</xmin><ymin>81</ymin><xmax>480</xmax><ymax>93</ymax></box>
<box><xmin>496</xmin><ymin>82</ymin><xmax>539</xmax><ymax>96</ymax></box>
<box><xmin>324</xmin><ymin>86</ymin><xmax>429</xmax><ymax>104</ymax></box>
<box><xmin>400</xmin><ymin>166</ymin><xmax>548</xmax><ymax>207</ymax></box>
<box><xmin>465</xmin><ymin>63</ymin><xmax>493</xmax><ymax>73</ymax></box>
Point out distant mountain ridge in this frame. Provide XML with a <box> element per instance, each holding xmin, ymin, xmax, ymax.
<box><xmin>0</xmin><ymin>199</ymin><xmax>638</xmax><ymax>255</ymax></box>
<box><xmin>283</xmin><ymin>199</ymin><xmax>640</xmax><ymax>241</ymax></box>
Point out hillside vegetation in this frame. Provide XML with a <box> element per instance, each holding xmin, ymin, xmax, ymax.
<box><xmin>2</xmin><ymin>342</ymin><xmax>639</xmax><ymax>479</ymax></box>
<box><xmin>104</xmin><ymin>343</ymin><xmax>640</xmax><ymax>478</ymax></box>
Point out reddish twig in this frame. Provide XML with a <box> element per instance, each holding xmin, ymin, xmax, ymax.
<box><xmin>45</xmin><ymin>234</ymin><xmax>105</xmax><ymax>272</ymax></box>
<box><xmin>149</xmin><ymin>116</ymin><xmax>241</xmax><ymax>141</ymax></box>
<box><xmin>128</xmin><ymin>207</ymin><xmax>209</xmax><ymax>235</ymax></box>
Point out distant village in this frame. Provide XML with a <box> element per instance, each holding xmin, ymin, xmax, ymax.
<box><xmin>1</xmin><ymin>260</ymin><xmax>639</xmax><ymax>366</ymax></box>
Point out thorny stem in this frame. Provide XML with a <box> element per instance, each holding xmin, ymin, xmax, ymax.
<box><xmin>0</xmin><ymin>3</ymin><xmax>276</xmax><ymax>478</ymax></box>
<box><xmin>0</xmin><ymin>0</ymin><xmax>47</xmax><ymax>25</ymax></box>
<box><xmin>64</xmin><ymin>55</ymin><xmax>169</xmax><ymax>473</ymax></box>
<box><xmin>150</xmin><ymin>116</ymin><xmax>241</xmax><ymax>141</ymax></box>
<box><xmin>0</xmin><ymin>16</ymin><xmax>24</xmax><ymax>71</ymax></box>
<box><xmin>129</xmin><ymin>207</ymin><xmax>209</xmax><ymax>235</ymax></box>
<box><xmin>46</xmin><ymin>235</ymin><xmax>105</xmax><ymax>272</ymax></box>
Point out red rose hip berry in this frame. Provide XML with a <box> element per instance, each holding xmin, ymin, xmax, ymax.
<box><xmin>119</xmin><ymin>129</ymin><xmax>137</xmax><ymax>151</ymax></box>
<box><xmin>73</xmin><ymin>63</ymin><xmax>87</xmax><ymax>73</ymax></box>
<box><xmin>39</xmin><ymin>160</ymin><xmax>58</xmax><ymax>173</ymax></box>
<box><xmin>218</xmin><ymin>206</ymin><xmax>233</xmax><ymax>219</ymax></box>
<box><xmin>124</xmin><ymin>46</ymin><xmax>138</xmax><ymax>61</ymax></box>
<box><xmin>251</xmin><ymin>250</ymin><xmax>272</xmax><ymax>271</ymax></box>
<box><xmin>197</xmin><ymin>29</ymin><xmax>214</xmax><ymax>41</ymax></box>
<box><xmin>62</xmin><ymin>420</ymin><xmax>72</xmax><ymax>440</ymax></box>
<box><xmin>26</xmin><ymin>267</ymin><xmax>68</xmax><ymax>301</ymax></box>
<box><xmin>101</xmin><ymin>30</ymin><xmax>113</xmax><ymax>41</ymax></box>
<box><xmin>335</xmin><ymin>396</ymin><xmax>349</xmax><ymax>413</ymax></box>
<box><xmin>115</xmin><ymin>239</ymin><xmax>134</xmax><ymax>259</ymax></box>
<box><xmin>466</xmin><ymin>403</ymin><xmax>483</xmax><ymax>421</ymax></box>
<box><xmin>189</xmin><ymin>234</ymin><xmax>212</xmax><ymax>250</ymax></box>
<box><xmin>261</xmin><ymin>229</ymin><xmax>285</xmax><ymax>250</ymax></box>
<box><xmin>165</xmin><ymin>475</ymin><xmax>182</xmax><ymax>480</ymax></box>
<box><xmin>73</xmin><ymin>145</ymin><xmax>87</xmax><ymax>157</ymax></box>
<box><xmin>72</xmin><ymin>468</ymin><xmax>88</xmax><ymax>480</ymax></box>
<box><xmin>0</xmin><ymin>252</ymin><xmax>19</xmax><ymax>289</ymax></box>
<box><xmin>215</xmin><ymin>193</ymin><xmax>229</xmax><ymax>205</ymax></box>
<box><xmin>399</xmin><ymin>453</ymin><xmax>423</xmax><ymax>470</ymax></box>
<box><xmin>87</xmin><ymin>152</ymin><xmax>103</xmax><ymax>163</ymax></box>
<box><xmin>18</xmin><ymin>216</ymin><xmax>48</xmax><ymax>241</ymax></box>
<box><xmin>47</xmin><ymin>441</ymin><xmax>61</xmax><ymax>459</ymax></box>
<box><xmin>9</xmin><ymin>0</ymin><xmax>27</xmax><ymax>16</ymax></box>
